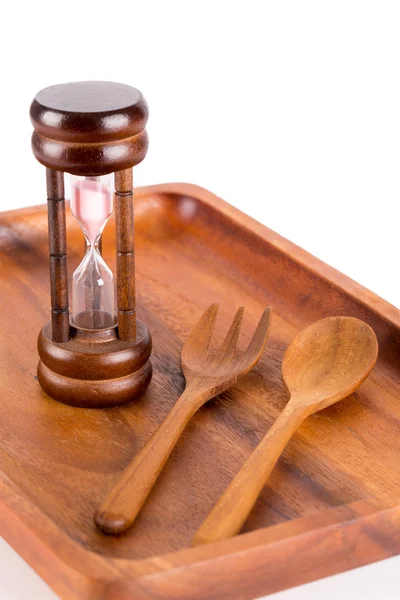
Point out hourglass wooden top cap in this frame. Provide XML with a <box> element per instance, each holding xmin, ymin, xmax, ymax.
<box><xmin>30</xmin><ymin>81</ymin><xmax>149</xmax><ymax>175</ymax></box>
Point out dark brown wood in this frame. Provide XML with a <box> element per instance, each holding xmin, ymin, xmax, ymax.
<box><xmin>115</xmin><ymin>168</ymin><xmax>133</xmax><ymax>194</ymax></box>
<box><xmin>95</xmin><ymin>305</ymin><xmax>271</xmax><ymax>534</ymax></box>
<box><xmin>30</xmin><ymin>82</ymin><xmax>149</xmax><ymax>175</ymax></box>
<box><xmin>116</xmin><ymin>252</ymin><xmax>135</xmax><ymax>309</ymax></box>
<box><xmin>117</xmin><ymin>309</ymin><xmax>137</xmax><ymax>341</ymax></box>
<box><xmin>115</xmin><ymin>168</ymin><xmax>136</xmax><ymax>341</ymax></box>
<box><xmin>49</xmin><ymin>256</ymin><xmax>68</xmax><ymax>311</ymax></box>
<box><xmin>37</xmin><ymin>320</ymin><xmax>152</xmax><ymax>408</ymax></box>
<box><xmin>46</xmin><ymin>168</ymin><xmax>70</xmax><ymax>343</ymax></box>
<box><xmin>0</xmin><ymin>183</ymin><xmax>399</xmax><ymax>600</ymax></box>
<box><xmin>46</xmin><ymin>168</ymin><xmax>65</xmax><ymax>200</ymax></box>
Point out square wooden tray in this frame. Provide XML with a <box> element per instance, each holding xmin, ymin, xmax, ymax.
<box><xmin>0</xmin><ymin>183</ymin><xmax>399</xmax><ymax>600</ymax></box>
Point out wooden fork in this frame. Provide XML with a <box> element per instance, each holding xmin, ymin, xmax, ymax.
<box><xmin>95</xmin><ymin>303</ymin><xmax>272</xmax><ymax>535</ymax></box>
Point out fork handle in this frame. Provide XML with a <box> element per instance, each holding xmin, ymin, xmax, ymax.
<box><xmin>95</xmin><ymin>387</ymin><xmax>202</xmax><ymax>535</ymax></box>
<box><xmin>193</xmin><ymin>403</ymin><xmax>305</xmax><ymax>545</ymax></box>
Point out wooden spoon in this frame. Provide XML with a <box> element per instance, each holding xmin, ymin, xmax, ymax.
<box><xmin>95</xmin><ymin>303</ymin><xmax>272</xmax><ymax>535</ymax></box>
<box><xmin>193</xmin><ymin>316</ymin><xmax>378</xmax><ymax>545</ymax></box>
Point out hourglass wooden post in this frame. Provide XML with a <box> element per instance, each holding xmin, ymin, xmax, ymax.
<box><xmin>115</xmin><ymin>168</ymin><xmax>136</xmax><ymax>342</ymax></box>
<box><xmin>46</xmin><ymin>169</ymin><xmax>70</xmax><ymax>343</ymax></box>
<box><xmin>30</xmin><ymin>81</ymin><xmax>152</xmax><ymax>408</ymax></box>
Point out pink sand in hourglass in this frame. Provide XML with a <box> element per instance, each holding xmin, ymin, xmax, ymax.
<box><xmin>70</xmin><ymin>179</ymin><xmax>113</xmax><ymax>243</ymax></box>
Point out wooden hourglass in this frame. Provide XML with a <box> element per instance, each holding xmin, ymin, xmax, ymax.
<box><xmin>30</xmin><ymin>81</ymin><xmax>152</xmax><ymax>407</ymax></box>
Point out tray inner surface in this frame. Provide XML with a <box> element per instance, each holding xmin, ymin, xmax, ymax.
<box><xmin>0</xmin><ymin>188</ymin><xmax>399</xmax><ymax>561</ymax></box>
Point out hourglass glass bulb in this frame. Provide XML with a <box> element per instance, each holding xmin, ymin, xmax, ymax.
<box><xmin>70</xmin><ymin>175</ymin><xmax>116</xmax><ymax>330</ymax></box>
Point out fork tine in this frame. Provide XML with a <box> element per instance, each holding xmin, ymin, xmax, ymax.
<box><xmin>239</xmin><ymin>307</ymin><xmax>272</xmax><ymax>373</ymax></box>
<box><xmin>215</xmin><ymin>307</ymin><xmax>244</xmax><ymax>360</ymax></box>
<box><xmin>184</xmin><ymin>304</ymin><xmax>219</xmax><ymax>355</ymax></box>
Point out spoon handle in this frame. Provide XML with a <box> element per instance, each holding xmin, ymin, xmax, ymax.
<box><xmin>95</xmin><ymin>387</ymin><xmax>200</xmax><ymax>535</ymax></box>
<box><xmin>193</xmin><ymin>403</ymin><xmax>305</xmax><ymax>545</ymax></box>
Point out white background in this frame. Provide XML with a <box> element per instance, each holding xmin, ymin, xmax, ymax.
<box><xmin>1</xmin><ymin>1</ymin><xmax>399</xmax><ymax>598</ymax></box>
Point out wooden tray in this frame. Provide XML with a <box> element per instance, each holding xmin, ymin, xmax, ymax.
<box><xmin>0</xmin><ymin>183</ymin><xmax>399</xmax><ymax>600</ymax></box>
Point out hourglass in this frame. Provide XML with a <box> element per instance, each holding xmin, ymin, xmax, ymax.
<box><xmin>30</xmin><ymin>81</ymin><xmax>152</xmax><ymax>408</ymax></box>
<box><xmin>70</xmin><ymin>175</ymin><xmax>115</xmax><ymax>330</ymax></box>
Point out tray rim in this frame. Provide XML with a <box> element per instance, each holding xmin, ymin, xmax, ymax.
<box><xmin>1</xmin><ymin>182</ymin><xmax>400</xmax><ymax>599</ymax></box>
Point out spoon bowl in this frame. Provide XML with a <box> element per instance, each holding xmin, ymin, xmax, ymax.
<box><xmin>282</xmin><ymin>316</ymin><xmax>379</xmax><ymax>413</ymax></box>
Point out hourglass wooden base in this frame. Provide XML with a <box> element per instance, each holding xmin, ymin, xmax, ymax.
<box><xmin>37</xmin><ymin>320</ymin><xmax>152</xmax><ymax>408</ymax></box>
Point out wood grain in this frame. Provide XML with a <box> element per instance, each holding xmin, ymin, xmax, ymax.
<box><xmin>0</xmin><ymin>183</ymin><xmax>399</xmax><ymax>600</ymax></box>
